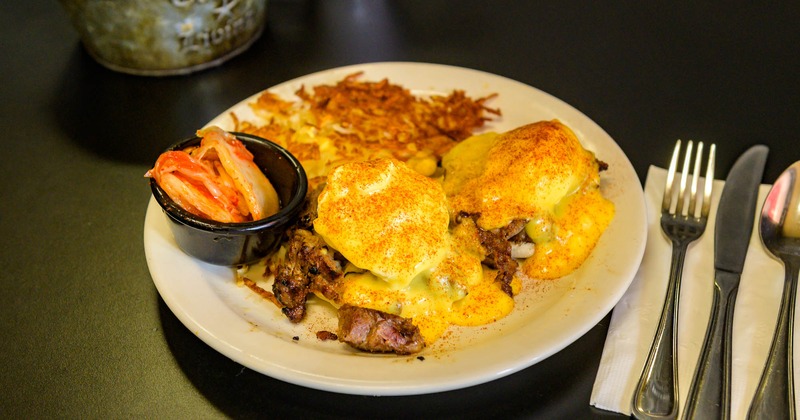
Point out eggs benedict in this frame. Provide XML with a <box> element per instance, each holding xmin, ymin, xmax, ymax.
<box><xmin>265</xmin><ymin>120</ymin><xmax>614</xmax><ymax>354</ymax></box>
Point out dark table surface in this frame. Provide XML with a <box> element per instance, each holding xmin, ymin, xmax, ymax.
<box><xmin>4</xmin><ymin>1</ymin><xmax>800</xmax><ymax>418</ymax></box>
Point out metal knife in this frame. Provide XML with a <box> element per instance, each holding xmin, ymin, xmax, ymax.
<box><xmin>683</xmin><ymin>144</ymin><xmax>769</xmax><ymax>420</ymax></box>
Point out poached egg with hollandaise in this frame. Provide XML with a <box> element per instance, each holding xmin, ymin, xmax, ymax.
<box><xmin>314</xmin><ymin>158</ymin><xmax>516</xmax><ymax>344</ymax></box>
<box><xmin>444</xmin><ymin>120</ymin><xmax>615</xmax><ymax>280</ymax></box>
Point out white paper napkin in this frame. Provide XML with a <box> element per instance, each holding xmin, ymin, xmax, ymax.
<box><xmin>590</xmin><ymin>165</ymin><xmax>794</xmax><ymax>419</ymax></box>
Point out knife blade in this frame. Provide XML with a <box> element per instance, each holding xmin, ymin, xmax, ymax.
<box><xmin>683</xmin><ymin>144</ymin><xmax>769</xmax><ymax>420</ymax></box>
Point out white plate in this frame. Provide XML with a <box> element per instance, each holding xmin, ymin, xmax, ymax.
<box><xmin>144</xmin><ymin>62</ymin><xmax>647</xmax><ymax>396</ymax></box>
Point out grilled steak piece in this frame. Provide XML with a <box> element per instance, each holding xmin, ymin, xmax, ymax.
<box><xmin>272</xmin><ymin>228</ymin><xmax>343</xmax><ymax>322</ymax></box>
<box><xmin>297</xmin><ymin>179</ymin><xmax>326</xmax><ymax>229</ymax></box>
<box><xmin>455</xmin><ymin>211</ymin><xmax>518</xmax><ymax>296</ymax></box>
<box><xmin>337</xmin><ymin>305</ymin><xmax>425</xmax><ymax>354</ymax></box>
<box><xmin>316</xmin><ymin>330</ymin><xmax>339</xmax><ymax>341</ymax></box>
<box><xmin>496</xmin><ymin>218</ymin><xmax>527</xmax><ymax>240</ymax></box>
<box><xmin>476</xmin><ymin>228</ymin><xmax>516</xmax><ymax>296</ymax></box>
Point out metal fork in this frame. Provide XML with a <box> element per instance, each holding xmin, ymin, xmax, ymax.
<box><xmin>631</xmin><ymin>140</ymin><xmax>716</xmax><ymax>420</ymax></box>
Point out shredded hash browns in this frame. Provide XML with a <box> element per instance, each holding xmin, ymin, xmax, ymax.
<box><xmin>232</xmin><ymin>72</ymin><xmax>500</xmax><ymax>178</ymax></box>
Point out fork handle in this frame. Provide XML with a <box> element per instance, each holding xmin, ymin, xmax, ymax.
<box><xmin>682</xmin><ymin>270</ymin><xmax>739</xmax><ymax>420</ymax></box>
<box><xmin>631</xmin><ymin>241</ymin><xmax>687</xmax><ymax>420</ymax></box>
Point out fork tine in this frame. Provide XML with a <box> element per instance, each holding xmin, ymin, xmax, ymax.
<box><xmin>663</xmin><ymin>140</ymin><xmax>682</xmax><ymax>212</ymax></box>
<box><xmin>677</xmin><ymin>140</ymin><xmax>694</xmax><ymax>216</ymax></box>
<box><xmin>701</xmin><ymin>143</ymin><xmax>716</xmax><ymax>217</ymax></box>
<box><xmin>689</xmin><ymin>142</ymin><xmax>704</xmax><ymax>217</ymax></box>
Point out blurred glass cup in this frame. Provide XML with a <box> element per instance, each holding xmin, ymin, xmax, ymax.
<box><xmin>59</xmin><ymin>0</ymin><xmax>268</xmax><ymax>76</ymax></box>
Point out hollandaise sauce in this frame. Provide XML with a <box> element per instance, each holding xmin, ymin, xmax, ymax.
<box><xmin>336</xmin><ymin>261</ymin><xmax>518</xmax><ymax>344</ymax></box>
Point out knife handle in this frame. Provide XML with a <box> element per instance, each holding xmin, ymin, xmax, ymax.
<box><xmin>748</xmin><ymin>260</ymin><xmax>799</xmax><ymax>420</ymax></box>
<box><xmin>683</xmin><ymin>271</ymin><xmax>739</xmax><ymax>420</ymax></box>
